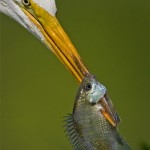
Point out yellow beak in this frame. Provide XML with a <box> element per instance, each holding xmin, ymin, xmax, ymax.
<box><xmin>20</xmin><ymin>1</ymin><xmax>117</xmax><ymax>127</ymax></box>
<box><xmin>21</xmin><ymin>1</ymin><xmax>89</xmax><ymax>83</ymax></box>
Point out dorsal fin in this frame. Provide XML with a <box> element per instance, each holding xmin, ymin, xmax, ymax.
<box><xmin>64</xmin><ymin>114</ymin><xmax>87</xmax><ymax>150</ymax></box>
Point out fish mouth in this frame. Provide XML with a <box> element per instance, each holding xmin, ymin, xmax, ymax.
<box><xmin>99</xmin><ymin>94</ymin><xmax>120</xmax><ymax>127</ymax></box>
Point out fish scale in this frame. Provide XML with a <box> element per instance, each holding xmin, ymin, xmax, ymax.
<box><xmin>64</xmin><ymin>75</ymin><xmax>131</xmax><ymax>150</ymax></box>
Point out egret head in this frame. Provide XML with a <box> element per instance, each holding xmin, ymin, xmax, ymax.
<box><xmin>0</xmin><ymin>0</ymin><xmax>89</xmax><ymax>82</ymax></box>
<box><xmin>1</xmin><ymin>0</ymin><xmax>56</xmax><ymax>40</ymax></box>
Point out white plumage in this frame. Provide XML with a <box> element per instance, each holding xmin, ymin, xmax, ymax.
<box><xmin>0</xmin><ymin>0</ymin><xmax>57</xmax><ymax>42</ymax></box>
<box><xmin>32</xmin><ymin>0</ymin><xmax>57</xmax><ymax>16</ymax></box>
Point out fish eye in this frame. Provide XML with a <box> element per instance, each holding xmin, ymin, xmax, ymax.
<box><xmin>22</xmin><ymin>0</ymin><xmax>30</xmax><ymax>6</ymax></box>
<box><xmin>84</xmin><ymin>83</ymin><xmax>92</xmax><ymax>91</ymax></box>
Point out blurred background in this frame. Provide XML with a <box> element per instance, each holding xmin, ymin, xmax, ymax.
<box><xmin>0</xmin><ymin>0</ymin><xmax>150</xmax><ymax>149</ymax></box>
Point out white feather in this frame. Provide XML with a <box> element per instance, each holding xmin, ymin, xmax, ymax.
<box><xmin>32</xmin><ymin>0</ymin><xmax>57</xmax><ymax>16</ymax></box>
<box><xmin>0</xmin><ymin>0</ymin><xmax>57</xmax><ymax>42</ymax></box>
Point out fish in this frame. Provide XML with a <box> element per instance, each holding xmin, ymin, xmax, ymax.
<box><xmin>64</xmin><ymin>74</ymin><xmax>131</xmax><ymax>150</ymax></box>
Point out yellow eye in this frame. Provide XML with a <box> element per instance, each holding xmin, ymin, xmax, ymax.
<box><xmin>22</xmin><ymin>0</ymin><xmax>30</xmax><ymax>6</ymax></box>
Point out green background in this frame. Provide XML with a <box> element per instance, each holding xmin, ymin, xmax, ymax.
<box><xmin>0</xmin><ymin>0</ymin><xmax>150</xmax><ymax>149</ymax></box>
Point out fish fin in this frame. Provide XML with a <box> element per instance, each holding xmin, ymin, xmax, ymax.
<box><xmin>64</xmin><ymin>114</ymin><xmax>87</xmax><ymax>150</ymax></box>
<box><xmin>116</xmin><ymin>134</ymin><xmax>131</xmax><ymax>150</ymax></box>
<box><xmin>115</xmin><ymin>112</ymin><xmax>121</xmax><ymax>124</ymax></box>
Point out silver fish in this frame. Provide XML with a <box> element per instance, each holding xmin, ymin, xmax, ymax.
<box><xmin>64</xmin><ymin>75</ymin><xmax>131</xmax><ymax>150</ymax></box>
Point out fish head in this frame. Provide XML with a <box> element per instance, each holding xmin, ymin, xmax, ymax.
<box><xmin>80</xmin><ymin>75</ymin><xmax>106</xmax><ymax>104</ymax></box>
<box><xmin>75</xmin><ymin>74</ymin><xmax>120</xmax><ymax>127</ymax></box>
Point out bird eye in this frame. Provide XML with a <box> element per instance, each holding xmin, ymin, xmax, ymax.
<box><xmin>22</xmin><ymin>0</ymin><xmax>30</xmax><ymax>6</ymax></box>
<box><xmin>84</xmin><ymin>83</ymin><xmax>92</xmax><ymax>91</ymax></box>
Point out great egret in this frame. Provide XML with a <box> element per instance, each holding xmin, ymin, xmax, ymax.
<box><xmin>0</xmin><ymin>0</ymin><xmax>131</xmax><ymax>149</ymax></box>
<box><xmin>0</xmin><ymin>0</ymin><xmax>89</xmax><ymax>83</ymax></box>
<box><xmin>1</xmin><ymin>0</ymin><xmax>117</xmax><ymax>126</ymax></box>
